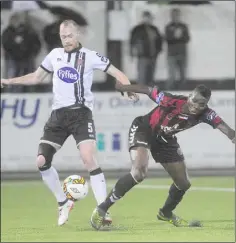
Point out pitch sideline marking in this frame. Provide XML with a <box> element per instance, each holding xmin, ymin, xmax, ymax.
<box><xmin>107</xmin><ymin>184</ymin><xmax>234</xmax><ymax>192</ymax></box>
<box><xmin>1</xmin><ymin>181</ymin><xmax>234</xmax><ymax>192</ymax></box>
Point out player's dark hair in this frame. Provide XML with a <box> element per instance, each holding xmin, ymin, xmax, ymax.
<box><xmin>195</xmin><ymin>85</ymin><xmax>211</xmax><ymax>99</ymax></box>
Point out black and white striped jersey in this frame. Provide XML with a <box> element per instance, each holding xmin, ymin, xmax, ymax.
<box><xmin>40</xmin><ymin>45</ymin><xmax>110</xmax><ymax>111</ymax></box>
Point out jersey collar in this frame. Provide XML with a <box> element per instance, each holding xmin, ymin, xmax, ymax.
<box><xmin>64</xmin><ymin>43</ymin><xmax>83</xmax><ymax>53</ymax></box>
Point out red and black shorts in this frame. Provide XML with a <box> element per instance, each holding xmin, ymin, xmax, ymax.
<box><xmin>128</xmin><ymin>116</ymin><xmax>185</xmax><ymax>163</ymax></box>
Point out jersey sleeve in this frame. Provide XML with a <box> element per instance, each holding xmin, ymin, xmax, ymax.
<box><xmin>202</xmin><ymin>108</ymin><xmax>222</xmax><ymax>128</ymax></box>
<box><xmin>149</xmin><ymin>86</ymin><xmax>177</xmax><ymax>105</ymax></box>
<box><xmin>40</xmin><ymin>50</ymin><xmax>54</xmax><ymax>73</ymax></box>
<box><xmin>148</xmin><ymin>86</ymin><xmax>187</xmax><ymax>106</ymax></box>
<box><xmin>91</xmin><ymin>51</ymin><xmax>111</xmax><ymax>72</ymax></box>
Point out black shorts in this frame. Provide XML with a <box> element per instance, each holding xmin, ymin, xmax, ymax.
<box><xmin>128</xmin><ymin>116</ymin><xmax>184</xmax><ymax>163</ymax></box>
<box><xmin>40</xmin><ymin>107</ymin><xmax>96</xmax><ymax>147</ymax></box>
<box><xmin>128</xmin><ymin>116</ymin><xmax>152</xmax><ymax>149</ymax></box>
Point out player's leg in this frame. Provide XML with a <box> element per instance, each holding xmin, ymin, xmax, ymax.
<box><xmin>90</xmin><ymin>117</ymin><xmax>150</xmax><ymax>230</ymax></box>
<box><xmin>69</xmin><ymin>108</ymin><xmax>110</xmax><ymax>221</ymax></box>
<box><xmin>102</xmin><ymin>146</ymin><xmax>149</xmax><ymax>210</ymax></box>
<box><xmin>91</xmin><ymin>146</ymin><xmax>149</xmax><ymax>230</ymax></box>
<box><xmin>37</xmin><ymin>110</ymin><xmax>73</xmax><ymax>226</ymax></box>
<box><xmin>37</xmin><ymin>142</ymin><xmax>65</xmax><ymax>203</ymax></box>
<box><xmin>159</xmin><ymin>161</ymin><xmax>190</xmax><ymax>217</ymax></box>
<box><xmin>78</xmin><ymin>140</ymin><xmax>108</xmax><ymax>206</ymax></box>
<box><xmin>151</xmin><ymin>136</ymin><xmax>190</xmax><ymax>226</ymax></box>
<box><xmin>78</xmin><ymin>139</ymin><xmax>113</xmax><ymax>226</ymax></box>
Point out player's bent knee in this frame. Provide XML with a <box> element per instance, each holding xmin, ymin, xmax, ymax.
<box><xmin>132</xmin><ymin>170</ymin><xmax>146</xmax><ymax>183</ymax></box>
<box><xmin>177</xmin><ymin>180</ymin><xmax>191</xmax><ymax>191</ymax></box>
<box><xmin>36</xmin><ymin>155</ymin><xmax>46</xmax><ymax>168</ymax></box>
<box><xmin>130</xmin><ymin>147</ymin><xmax>149</xmax><ymax>182</ymax></box>
<box><xmin>37</xmin><ymin>143</ymin><xmax>56</xmax><ymax>171</ymax></box>
<box><xmin>183</xmin><ymin>180</ymin><xmax>191</xmax><ymax>191</ymax></box>
<box><xmin>131</xmin><ymin>165</ymin><xmax>148</xmax><ymax>183</ymax></box>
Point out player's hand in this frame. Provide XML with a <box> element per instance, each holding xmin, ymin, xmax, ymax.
<box><xmin>128</xmin><ymin>92</ymin><xmax>139</xmax><ymax>103</ymax></box>
<box><xmin>115</xmin><ymin>80</ymin><xmax>139</xmax><ymax>102</ymax></box>
<box><xmin>115</xmin><ymin>81</ymin><xmax>126</xmax><ymax>97</ymax></box>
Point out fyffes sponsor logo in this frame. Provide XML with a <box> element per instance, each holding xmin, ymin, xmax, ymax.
<box><xmin>57</xmin><ymin>67</ymin><xmax>79</xmax><ymax>83</ymax></box>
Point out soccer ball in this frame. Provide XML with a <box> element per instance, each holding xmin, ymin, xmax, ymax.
<box><xmin>63</xmin><ymin>175</ymin><xmax>89</xmax><ymax>201</ymax></box>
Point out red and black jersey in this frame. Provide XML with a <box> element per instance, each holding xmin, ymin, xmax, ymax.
<box><xmin>143</xmin><ymin>86</ymin><xmax>222</xmax><ymax>137</ymax></box>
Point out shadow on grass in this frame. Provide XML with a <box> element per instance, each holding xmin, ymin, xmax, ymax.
<box><xmin>63</xmin><ymin>219</ymin><xmax>235</xmax><ymax>232</ymax></box>
<box><xmin>201</xmin><ymin>219</ymin><xmax>234</xmax><ymax>223</ymax></box>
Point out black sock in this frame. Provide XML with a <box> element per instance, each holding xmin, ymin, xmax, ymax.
<box><xmin>161</xmin><ymin>183</ymin><xmax>186</xmax><ymax>217</ymax></box>
<box><xmin>90</xmin><ymin>167</ymin><xmax>103</xmax><ymax>175</ymax></box>
<box><xmin>99</xmin><ymin>173</ymin><xmax>138</xmax><ymax>212</ymax></box>
<box><xmin>58</xmin><ymin>198</ymin><xmax>68</xmax><ymax>207</ymax></box>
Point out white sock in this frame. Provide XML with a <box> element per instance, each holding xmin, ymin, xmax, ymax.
<box><xmin>90</xmin><ymin>168</ymin><xmax>107</xmax><ymax>205</ymax></box>
<box><xmin>40</xmin><ymin>166</ymin><xmax>67</xmax><ymax>204</ymax></box>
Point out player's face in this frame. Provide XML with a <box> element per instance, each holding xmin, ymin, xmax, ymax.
<box><xmin>187</xmin><ymin>91</ymin><xmax>209</xmax><ymax>115</ymax></box>
<box><xmin>60</xmin><ymin>24</ymin><xmax>79</xmax><ymax>52</ymax></box>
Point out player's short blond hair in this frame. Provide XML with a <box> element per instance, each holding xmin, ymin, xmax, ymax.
<box><xmin>60</xmin><ymin>19</ymin><xmax>80</xmax><ymax>32</ymax></box>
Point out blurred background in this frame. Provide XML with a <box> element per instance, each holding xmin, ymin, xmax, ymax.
<box><xmin>1</xmin><ymin>0</ymin><xmax>235</xmax><ymax>180</ymax></box>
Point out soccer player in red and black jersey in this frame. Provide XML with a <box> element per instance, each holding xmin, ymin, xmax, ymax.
<box><xmin>91</xmin><ymin>83</ymin><xmax>235</xmax><ymax>230</ymax></box>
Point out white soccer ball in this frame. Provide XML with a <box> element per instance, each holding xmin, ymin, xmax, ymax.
<box><xmin>63</xmin><ymin>175</ymin><xmax>89</xmax><ymax>201</ymax></box>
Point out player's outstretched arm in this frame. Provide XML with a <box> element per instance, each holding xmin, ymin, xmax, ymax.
<box><xmin>216</xmin><ymin>121</ymin><xmax>235</xmax><ymax>143</ymax></box>
<box><xmin>115</xmin><ymin>82</ymin><xmax>151</xmax><ymax>95</ymax></box>
<box><xmin>106</xmin><ymin>65</ymin><xmax>131</xmax><ymax>85</ymax></box>
<box><xmin>107</xmin><ymin>68</ymin><xmax>139</xmax><ymax>102</ymax></box>
<box><xmin>1</xmin><ymin>67</ymin><xmax>50</xmax><ymax>88</ymax></box>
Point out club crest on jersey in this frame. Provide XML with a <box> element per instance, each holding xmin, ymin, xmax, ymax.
<box><xmin>57</xmin><ymin>67</ymin><xmax>79</xmax><ymax>83</ymax></box>
<box><xmin>207</xmin><ymin>110</ymin><xmax>217</xmax><ymax>121</ymax></box>
<box><xmin>156</xmin><ymin>92</ymin><xmax>164</xmax><ymax>105</ymax></box>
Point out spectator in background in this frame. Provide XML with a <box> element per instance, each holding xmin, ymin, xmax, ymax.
<box><xmin>130</xmin><ymin>11</ymin><xmax>163</xmax><ymax>85</ymax></box>
<box><xmin>165</xmin><ymin>8</ymin><xmax>190</xmax><ymax>89</ymax></box>
<box><xmin>2</xmin><ymin>12</ymin><xmax>41</xmax><ymax>92</ymax></box>
<box><xmin>43</xmin><ymin>18</ymin><xmax>63</xmax><ymax>52</ymax></box>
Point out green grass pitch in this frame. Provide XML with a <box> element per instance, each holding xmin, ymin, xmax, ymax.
<box><xmin>1</xmin><ymin>176</ymin><xmax>235</xmax><ymax>242</ymax></box>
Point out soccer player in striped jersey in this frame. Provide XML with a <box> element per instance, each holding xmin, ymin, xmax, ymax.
<box><xmin>91</xmin><ymin>82</ymin><xmax>235</xmax><ymax>230</ymax></box>
<box><xmin>1</xmin><ymin>20</ymin><xmax>138</xmax><ymax>226</ymax></box>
